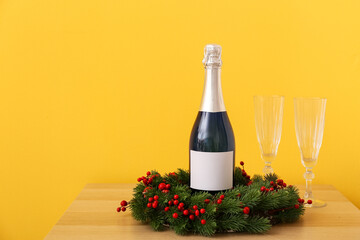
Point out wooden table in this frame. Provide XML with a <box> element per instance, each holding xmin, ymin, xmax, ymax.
<box><xmin>45</xmin><ymin>184</ymin><xmax>360</xmax><ymax>240</ymax></box>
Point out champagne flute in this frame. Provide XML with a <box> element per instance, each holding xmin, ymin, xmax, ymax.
<box><xmin>294</xmin><ymin>97</ymin><xmax>327</xmax><ymax>208</ymax></box>
<box><xmin>254</xmin><ymin>95</ymin><xmax>284</xmax><ymax>175</ymax></box>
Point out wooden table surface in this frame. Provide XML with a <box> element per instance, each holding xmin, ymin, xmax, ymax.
<box><xmin>45</xmin><ymin>184</ymin><xmax>360</xmax><ymax>240</ymax></box>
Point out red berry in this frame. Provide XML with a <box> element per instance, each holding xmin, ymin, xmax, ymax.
<box><xmin>200</xmin><ymin>208</ymin><xmax>206</xmax><ymax>214</ymax></box>
<box><xmin>147</xmin><ymin>171</ymin><xmax>151</xmax><ymax>176</ymax></box>
<box><xmin>174</xmin><ymin>195</ymin><xmax>179</xmax><ymax>200</ymax></box>
<box><xmin>117</xmin><ymin>207</ymin><xmax>121</xmax><ymax>212</ymax></box>
<box><xmin>174</xmin><ymin>200</ymin><xmax>179</xmax><ymax>205</ymax></box>
<box><xmin>283</xmin><ymin>183</ymin><xmax>287</xmax><ymax>187</ymax></box>
<box><xmin>240</xmin><ymin>161</ymin><xmax>244</xmax><ymax>166</ymax></box>
<box><xmin>289</xmin><ymin>185</ymin><xmax>293</xmax><ymax>188</ymax></box>
<box><xmin>121</xmin><ymin>207</ymin><xmax>126</xmax><ymax>212</ymax></box>
<box><xmin>152</xmin><ymin>201</ymin><xmax>158</xmax><ymax>208</ymax></box>
<box><xmin>294</xmin><ymin>204</ymin><xmax>299</xmax><ymax>209</ymax></box>
<box><xmin>178</xmin><ymin>205</ymin><xmax>183</xmax><ymax>211</ymax></box>
<box><xmin>243</xmin><ymin>207</ymin><xmax>250</xmax><ymax>214</ymax></box>
<box><xmin>148</xmin><ymin>197</ymin><xmax>153</xmax><ymax>202</ymax></box>
<box><xmin>193</xmin><ymin>205</ymin><xmax>198</xmax><ymax>210</ymax></box>
<box><xmin>164</xmin><ymin>207</ymin><xmax>169</xmax><ymax>212</ymax></box>
<box><xmin>270</xmin><ymin>187</ymin><xmax>274</xmax><ymax>191</ymax></box>
<box><xmin>195</xmin><ymin>210</ymin><xmax>200</xmax><ymax>216</ymax></box>
<box><xmin>298</xmin><ymin>198</ymin><xmax>302</xmax><ymax>203</ymax></box>
<box><xmin>162</xmin><ymin>190</ymin><xmax>169</xmax><ymax>193</ymax></box>
<box><xmin>260</xmin><ymin>186</ymin><xmax>266</xmax><ymax>192</ymax></box>
<box><xmin>154</xmin><ymin>195</ymin><xmax>159</xmax><ymax>201</ymax></box>
<box><xmin>201</xmin><ymin>219</ymin><xmax>206</xmax><ymax>225</ymax></box>
<box><xmin>148</xmin><ymin>178</ymin><xmax>153</xmax><ymax>184</ymax></box>
<box><xmin>147</xmin><ymin>203</ymin><xmax>152</xmax><ymax>208</ymax></box>
<box><xmin>183</xmin><ymin>210</ymin><xmax>189</xmax><ymax>215</ymax></box>
<box><xmin>237</xmin><ymin>193</ymin><xmax>241</xmax><ymax>197</ymax></box>
<box><xmin>137</xmin><ymin>178</ymin><xmax>142</xmax><ymax>182</ymax></box>
<box><xmin>166</xmin><ymin>184</ymin><xmax>171</xmax><ymax>189</ymax></box>
<box><xmin>301</xmin><ymin>199</ymin><xmax>305</xmax><ymax>203</ymax></box>
<box><xmin>270</xmin><ymin>181</ymin><xmax>274</xmax><ymax>185</ymax></box>
<box><xmin>204</xmin><ymin>199</ymin><xmax>210</xmax><ymax>204</ymax></box>
<box><xmin>173</xmin><ymin>213</ymin><xmax>178</xmax><ymax>218</ymax></box>
<box><xmin>121</xmin><ymin>200</ymin><xmax>127</xmax><ymax>206</ymax></box>
<box><xmin>168</xmin><ymin>200</ymin><xmax>173</xmax><ymax>206</ymax></box>
<box><xmin>242</xmin><ymin>171</ymin><xmax>247</xmax><ymax>176</ymax></box>
<box><xmin>220</xmin><ymin>195</ymin><xmax>225</xmax><ymax>200</ymax></box>
<box><xmin>189</xmin><ymin>214</ymin><xmax>195</xmax><ymax>220</ymax></box>
<box><xmin>143</xmin><ymin>179</ymin><xmax>148</xmax><ymax>185</ymax></box>
<box><xmin>307</xmin><ymin>200</ymin><xmax>313</xmax><ymax>204</ymax></box>
<box><xmin>217</xmin><ymin>199</ymin><xmax>222</xmax><ymax>204</ymax></box>
<box><xmin>143</xmin><ymin>186</ymin><xmax>152</xmax><ymax>194</ymax></box>
<box><xmin>179</xmin><ymin>202</ymin><xmax>184</xmax><ymax>208</ymax></box>
<box><xmin>158</xmin><ymin>183</ymin><xmax>166</xmax><ymax>190</ymax></box>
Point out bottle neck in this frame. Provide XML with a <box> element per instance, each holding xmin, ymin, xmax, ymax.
<box><xmin>200</xmin><ymin>67</ymin><xmax>226</xmax><ymax>112</ymax></box>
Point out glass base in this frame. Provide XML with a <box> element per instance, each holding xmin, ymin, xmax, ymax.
<box><xmin>263</xmin><ymin>165</ymin><xmax>274</xmax><ymax>175</ymax></box>
<box><xmin>304</xmin><ymin>198</ymin><xmax>327</xmax><ymax>208</ymax></box>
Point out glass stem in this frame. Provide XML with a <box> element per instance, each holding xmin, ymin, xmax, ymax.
<box><xmin>304</xmin><ymin>168</ymin><xmax>315</xmax><ymax>200</ymax></box>
<box><xmin>263</xmin><ymin>161</ymin><xmax>274</xmax><ymax>175</ymax></box>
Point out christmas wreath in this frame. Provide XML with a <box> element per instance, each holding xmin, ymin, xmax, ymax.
<box><xmin>117</xmin><ymin>161</ymin><xmax>311</xmax><ymax>236</ymax></box>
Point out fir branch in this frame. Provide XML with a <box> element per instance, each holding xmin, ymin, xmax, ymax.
<box><xmin>239</xmin><ymin>188</ymin><xmax>262</xmax><ymax>209</ymax></box>
<box><xmin>264</xmin><ymin>173</ymin><xmax>278</xmax><ymax>182</ymax></box>
<box><xmin>243</xmin><ymin>216</ymin><xmax>271</xmax><ymax>233</ymax></box>
<box><xmin>192</xmin><ymin>216</ymin><xmax>216</xmax><ymax>237</ymax></box>
<box><xmin>216</xmin><ymin>214</ymin><xmax>247</xmax><ymax>232</ymax></box>
<box><xmin>216</xmin><ymin>198</ymin><xmax>243</xmax><ymax>215</ymax></box>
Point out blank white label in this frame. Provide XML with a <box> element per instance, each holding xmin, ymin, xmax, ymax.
<box><xmin>190</xmin><ymin>150</ymin><xmax>233</xmax><ymax>191</ymax></box>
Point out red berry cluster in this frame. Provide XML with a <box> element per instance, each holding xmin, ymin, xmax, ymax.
<box><xmin>265</xmin><ymin>179</ymin><xmax>288</xmax><ymax>192</ymax></box>
<box><xmin>268</xmin><ymin>198</ymin><xmax>312</xmax><ymax>214</ymax></box>
<box><xmin>216</xmin><ymin>194</ymin><xmax>225</xmax><ymax>204</ymax></box>
<box><xmin>240</xmin><ymin>161</ymin><xmax>252</xmax><ymax>186</ymax></box>
<box><xmin>296</xmin><ymin>198</ymin><xmax>312</xmax><ymax>208</ymax></box>
<box><xmin>137</xmin><ymin>171</ymin><xmax>160</xmax><ymax>186</ymax></box>
<box><xmin>276</xmin><ymin>179</ymin><xmax>287</xmax><ymax>188</ymax></box>
<box><xmin>260</xmin><ymin>185</ymin><xmax>274</xmax><ymax>193</ymax></box>
<box><xmin>259</xmin><ymin>179</ymin><xmax>289</xmax><ymax>194</ymax></box>
<box><xmin>117</xmin><ymin>200</ymin><xmax>128</xmax><ymax>213</ymax></box>
<box><xmin>147</xmin><ymin>195</ymin><xmax>159</xmax><ymax>208</ymax></box>
<box><xmin>166</xmin><ymin>195</ymin><xmax>206</xmax><ymax>225</ymax></box>
<box><xmin>142</xmin><ymin>186</ymin><xmax>153</xmax><ymax>197</ymax></box>
<box><xmin>241</xmin><ymin>168</ymin><xmax>251</xmax><ymax>180</ymax></box>
<box><xmin>158</xmin><ymin>182</ymin><xmax>171</xmax><ymax>193</ymax></box>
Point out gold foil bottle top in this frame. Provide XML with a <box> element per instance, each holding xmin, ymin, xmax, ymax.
<box><xmin>202</xmin><ymin>44</ymin><xmax>222</xmax><ymax>68</ymax></box>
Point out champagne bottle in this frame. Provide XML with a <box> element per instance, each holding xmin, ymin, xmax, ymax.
<box><xmin>189</xmin><ymin>44</ymin><xmax>235</xmax><ymax>193</ymax></box>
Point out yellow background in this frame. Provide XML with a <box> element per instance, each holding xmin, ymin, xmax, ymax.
<box><xmin>1</xmin><ymin>0</ymin><xmax>360</xmax><ymax>239</ymax></box>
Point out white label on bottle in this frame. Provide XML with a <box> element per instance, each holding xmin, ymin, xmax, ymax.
<box><xmin>190</xmin><ymin>150</ymin><xmax>233</xmax><ymax>191</ymax></box>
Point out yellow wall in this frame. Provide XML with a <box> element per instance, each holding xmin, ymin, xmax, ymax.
<box><xmin>1</xmin><ymin>0</ymin><xmax>360</xmax><ymax>239</ymax></box>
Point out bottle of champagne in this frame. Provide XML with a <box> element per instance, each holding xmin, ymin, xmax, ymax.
<box><xmin>189</xmin><ymin>44</ymin><xmax>235</xmax><ymax>193</ymax></box>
